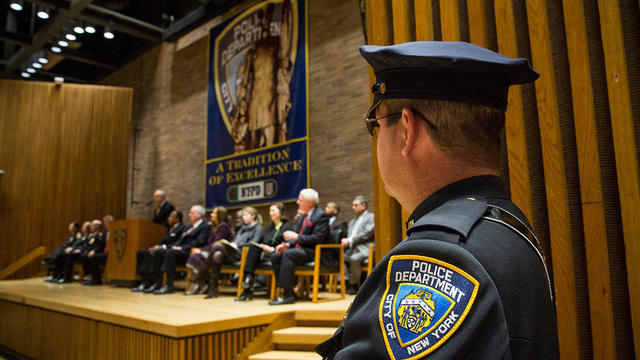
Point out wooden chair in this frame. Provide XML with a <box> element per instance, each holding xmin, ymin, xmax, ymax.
<box><xmin>220</xmin><ymin>247</ymin><xmax>245</xmax><ymax>297</ymax></box>
<box><xmin>363</xmin><ymin>243</ymin><xmax>375</xmax><ymax>277</ymax></box>
<box><xmin>293</xmin><ymin>243</ymin><xmax>345</xmax><ymax>303</ymax></box>
<box><xmin>236</xmin><ymin>246</ymin><xmax>277</xmax><ymax>300</ymax></box>
<box><xmin>328</xmin><ymin>243</ymin><xmax>375</xmax><ymax>292</ymax></box>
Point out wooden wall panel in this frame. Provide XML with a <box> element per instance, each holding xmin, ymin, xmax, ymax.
<box><xmin>562</xmin><ymin>0</ymin><xmax>617</xmax><ymax>358</ymax></box>
<box><xmin>364</xmin><ymin>0</ymin><xmax>639</xmax><ymax>358</ymax></box>
<box><xmin>597</xmin><ymin>1</ymin><xmax>640</xmax><ymax>358</ymax></box>
<box><xmin>525</xmin><ymin>1</ymin><xmax>581</xmax><ymax>359</ymax></box>
<box><xmin>367</xmin><ymin>0</ymin><xmax>404</xmax><ymax>264</ymax></box>
<box><xmin>0</xmin><ymin>80</ymin><xmax>131</xmax><ymax>279</ymax></box>
<box><xmin>494</xmin><ymin>0</ymin><xmax>535</xmax><ymax>224</ymax></box>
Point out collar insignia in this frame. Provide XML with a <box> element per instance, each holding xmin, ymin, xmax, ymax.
<box><xmin>379</xmin><ymin>255</ymin><xmax>479</xmax><ymax>359</ymax></box>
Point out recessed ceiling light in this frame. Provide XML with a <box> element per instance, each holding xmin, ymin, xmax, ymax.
<box><xmin>73</xmin><ymin>26</ymin><xmax>85</xmax><ymax>34</ymax></box>
<box><xmin>85</xmin><ymin>25</ymin><xmax>96</xmax><ymax>34</ymax></box>
<box><xmin>37</xmin><ymin>8</ymin><xmax>50</xmax><ymax>20</ymax></box>
<box><xmin>65</xmin><ymin>33</ymin><xmax>77</xmax><ymax>41</ymax></box>
<box><xmin>21</xmin><ymin>72</ymin><xmax>30</xmax><ymax>78</ymax></box>
<box><xmin>27</xmin><ymin>68</ymin><xmax>36</xmax><ymax>74</ymax></box>
<box><xmin>58</xmin><ymin>40</ymin><xmax>69</xmax><ymax>47</ymax></box>
<box><xmin>32</xmin><ymin>63</ymin><xmax>42</xmax><ymax>69</ymax></box>
<box><xmin>51</xmin><ymin>46</ymin><xmax>61</xmax><ymax>53</ymax></box>
<box><xmin>10</xmin><ymin>1</ymin><xmax>23</xmax><ymax>11</ymax></box>
<box><xmin>103</xmin><ymin>27</ymin><xmax>114</xmax><ymax>39</ymax></box>
<box><xmin>54</xmin><ymin>77</ymin><xmax>64</xmax><ymax>83</ymax></box>
<box><xmin>39</xmin><ymin>57</ymin><xmax>48</xmax><ymax>64</ymax></box>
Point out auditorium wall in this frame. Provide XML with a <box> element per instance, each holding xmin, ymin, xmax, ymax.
<box><xmin>100</xmin><ymin>0</ymin><xmax>372</xmax><ymax>222</ymax></box>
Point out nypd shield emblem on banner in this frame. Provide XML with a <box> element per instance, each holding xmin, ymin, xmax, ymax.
<box><xmin>379</xmin><ymin>255</ymin><xmax>479</xmax><ymax>359</ymax></box>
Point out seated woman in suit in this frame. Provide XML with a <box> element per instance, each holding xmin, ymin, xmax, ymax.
<box><xmin>184</xmin><ymin>206</ymin><xmax>232</xmax><ymax>295</ymax></box>
<box><xmin>236</xmin><ymin>202</ymin><xmax>292</xmax><ymax>301</ymax></box>
<box><xmin>205</xmin><ymin>206</ymin><xmax>262</xmax><ymax>298</ymax></box>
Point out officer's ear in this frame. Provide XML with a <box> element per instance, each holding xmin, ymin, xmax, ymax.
<box><xmin>400</xmin><ymin>108</ymin><xmax>421</xmax><ymax>157</ymax></box>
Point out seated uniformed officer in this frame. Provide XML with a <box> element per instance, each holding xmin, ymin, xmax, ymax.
<box><xmin>317</xmin><ymin>42</ymin><xmax>559</xmax><ymax>359</ymax></box>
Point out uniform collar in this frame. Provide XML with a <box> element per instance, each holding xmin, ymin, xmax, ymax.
<box><xmin>406</xmin><ymin>175</ymin><xmax>506</xmax><ymax>229</ymax></box>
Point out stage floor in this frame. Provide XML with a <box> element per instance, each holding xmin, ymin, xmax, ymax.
<box><xmin>0</xmin><ymin>277</ymin><xmax>352</xmax><ymax>338</ymax></box>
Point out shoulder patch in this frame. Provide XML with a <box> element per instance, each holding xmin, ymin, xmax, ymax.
<box><xmin>379</xmin><ymin>255</ymin><xmax>479</xmax><ymax>359</ymax></box>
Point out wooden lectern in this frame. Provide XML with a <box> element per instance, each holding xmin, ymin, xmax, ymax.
<box><xmin>105</xmin><ymin>219</ymin><xmax>165</xmax><ymax>285</ymax></box>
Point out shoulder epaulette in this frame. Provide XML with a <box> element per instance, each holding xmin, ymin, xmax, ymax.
<box><xmin>406</xmin><ymin>197</ymin><xmax>487</xmax><ymax>239</ymax></box>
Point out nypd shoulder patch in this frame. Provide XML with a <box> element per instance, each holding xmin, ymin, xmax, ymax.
<box><xmin>379</xmin><ymin>255</ymin><xmax>479</xmax><ymax>359</ymax></box>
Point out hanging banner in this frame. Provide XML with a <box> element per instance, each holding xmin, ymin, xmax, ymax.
<box><xmin>206</xmin><ymin>0</ymin><xmax>308</xmax><ymax>209</ymax></box>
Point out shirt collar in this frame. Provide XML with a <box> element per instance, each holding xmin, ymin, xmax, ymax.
<box><xmin>192</xmin><ymin>219</ymin><xmax>203</xmax><ymax>229</ymax></box>
<box><xmin>406</xmin><ymin>175</ymin><xmax>507</xmax><ymax>229</ymax></box>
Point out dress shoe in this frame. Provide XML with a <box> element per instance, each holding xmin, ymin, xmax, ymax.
<box><xmin>241</xmin><ymin>274</ymin><xmax>253</xmax><ymax>289</ymax></box>
<box><xmin>204</xmin><ymin>288</ymin><xmax>218</xmax><ymax>299</ymax></box>
<box><xmin>234</xmin><ymin>289</ymin><xmax>253</xmax><ymax>301</ymax></box>
<box><xmin>268</xmin><ymin>294</ymin><xmax>296</xmax><ymax>305</ymax></box>
<box><xmin>346</xmin><ymin>283</ymin><xmax>359</xmax><ymax>295</ymax></box>
<box><xmin>153</xmin><ymin>285</ymin><xmax>174</xmax><ymax>295</ymax></box>
<box><xmin>197</xmin><ymin>283</ymin><xmax>208</xmax><ymax>295</ymax></box>
<box><xmin>184</xmin><ymin>283</ymin><xmax>199</xmax><ymax>295</ymax></box>
<box><xmin>143</xmin><ymin>283</ymin><xmax>159</xmax><ymax>293</ymax></box>
<box><xmin>131</xmin><ymin>283</ymin><xmax>146</xmax><ymax>292</ymax></box>
<box><xmin>56</xmin><ymin>277</ymin><xmax>72</xmax><ymax>284</ymax></box>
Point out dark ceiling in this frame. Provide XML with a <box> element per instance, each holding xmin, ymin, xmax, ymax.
<box><xmin>0</xmin><ymin>0</ymin><xmax>239</xmax><ymax>83</ymax></box>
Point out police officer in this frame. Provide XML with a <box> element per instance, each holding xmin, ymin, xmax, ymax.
<box><xmin>317</xmin><ymin>42</ymin><xmax>559</xmax><ymax>359</ymax></box>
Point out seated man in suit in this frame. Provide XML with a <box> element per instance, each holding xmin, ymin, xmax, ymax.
<box><xmin>153</xmin><ymin>205</ymin><xmax>210</xmax><ymax>294</ymax></box>
<box><xmin>152</xmin><ymin>189</ymin><xmax>175</xmax><ymax>228</ymax></box>
<box><xmin>44</xmin><ymin>221</ymin><xmax>81</xmax><ymax>282</ymax></box>
<box><xmin>269</xmin><ymin>188</ymin><xmax>329</xmax><ymax>305</ymax></box>
<box><xmin>341</xmin><ymin>195</ymin><xmax>375</xmax><ymax>294</ymax></box>
<box><xmin>131</xmin><ymin>210</ymin><xmax>187</xmax><ymax>293</ymax></box>
<box><xmin>80</xmin><ymin>217</ymin><xmax>110</xmax><ymax>285</ymax></box>
<box><xmin>325</xmin><ymin>201</ymin><xmax>347</xmax><ymax>240</ymax></box>
<box><xmin>57</xmin><ymin>219</ymin><xmax>103</xmax><ymax>283</ymax></box>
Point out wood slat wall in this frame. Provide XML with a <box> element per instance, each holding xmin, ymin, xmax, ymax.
<box><xmin>364</xmin><ymin>0</ymin><xmax>639</xmax><ymax>359</ymax></box>
<box><xmin>0</xmin><ymin>80</ymin><xmax>132</xmax><ymax>279</ymax></box>
<box><xmin>0</xmin><ymin>300</ymin><xmax>266</xmax><ymax>360</ymax></box>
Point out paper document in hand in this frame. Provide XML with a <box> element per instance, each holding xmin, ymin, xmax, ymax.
<box><xmin>218</xmin><ymin>239</ymin><xmax>238</xmax><ymax>250</ymax></box>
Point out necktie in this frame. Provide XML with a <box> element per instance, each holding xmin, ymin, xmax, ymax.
<box><xmin>296</xmin><ymin>214</ymin><xmax>308</xmax><ymax>248</ymax></box>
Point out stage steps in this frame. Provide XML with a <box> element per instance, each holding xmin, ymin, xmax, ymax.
<box><xmin>246</xmin><ymin>311</ymin><xmax>343</xmax><ymax>360</ymax></box>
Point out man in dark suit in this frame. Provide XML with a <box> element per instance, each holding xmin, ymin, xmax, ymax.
<box><xmin>57</xmin><ymin>219</ymin><xmax>103</xmax><ymax>283</ymax></box>
<box><xmin>325</xmin><ymin>201</ymin><xmax>347</xmax><ymax>240</ymax></box>
<box><xmin>152</xmin><ymin>189</ymin><xmax>175</xmax><ymax>228</ymax></box>
<box><xmin>269</xmin><ymin>188</ymin><xmax>329</xmax><ymax>305</ymax></box>
<box><xmin>80</xmin><ymin>218</ymin><xmax>109</xmax><ymax>285</ymax></box>
<box><xmin>153</xmin><ymin>205</ymin><xmax>210</xmax><ymax>294</ymax></box>
<box><xmin>131</xmin><ymin>210</ymin><xmax>187</xmax><ymax>293</ymax></box>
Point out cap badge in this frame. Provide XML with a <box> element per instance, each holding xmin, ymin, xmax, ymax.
<box><xmin>372</xmin><ymin>81</ymin><xmax>387</xmax><ymax>95</ymax></box>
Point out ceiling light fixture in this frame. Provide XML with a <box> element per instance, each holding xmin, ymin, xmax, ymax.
<box><xmin>51</xmin><ymin>46</ymin><xmax>61</xmax><ymax>53</ymax></box>
<box><xmin>37</xmin><ymin>7</ymin><xmax>50</xmax><ymax>20</ymax></box>
<box><xmin>32</xmin><ymin>62</ymin><xmax>42</xmax><ymax>69</ymax></box>
<box><xmin>103</xmin><ymin>27</ymin><xmax>114</xmax><ymax>39</ymax></box>
<box><xmin>65</xmin><ymin>33</ymin><xmax>77</xmax><ymax>41</ymax></box>
<box><xmin>27</xmin><ymin>68</ymin><xmax>36</xmax><ymax>74</ymax></box>
<box><xmin>21</xmin><ymin>72</ymin><xmax>30</xmax><ymax>78</ymax></box>
<box><xmin>58</xmin><ymin>40</ymin><xmax>69</xmax><ymax>47</ymax></box>
<box><xmin>73</xmin><ymin>25</ymin><xmax>85</xmax><ymax>34</ymax></box>
<box><xmin>10</xmin><ymin>0</ymin><xmax>24</xmax><ymax>11</ymax></box>
<box><xmin>54</xmin><ymin>77</ymin><xmax>64</xmax><ymax>83</ymax></box>
<box><xmin>85</xmin><ymin>25</ymin><xmax>96</xmax><ymax>34</ymax></box>
<box><xmin>39</xmin><ymin>57</ymin><xmax>48</xmax><ymax>64</ymax></box>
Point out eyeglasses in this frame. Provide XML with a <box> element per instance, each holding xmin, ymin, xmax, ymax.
<box><xmin>364</xmin><ymin>113</ymin><xmax>401</xmax><ymax>138</ymax></box>
<box><xmin>364</xmin><ymin>101</ymin><xmax>437</xmax><ymax>138</ymax></box>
